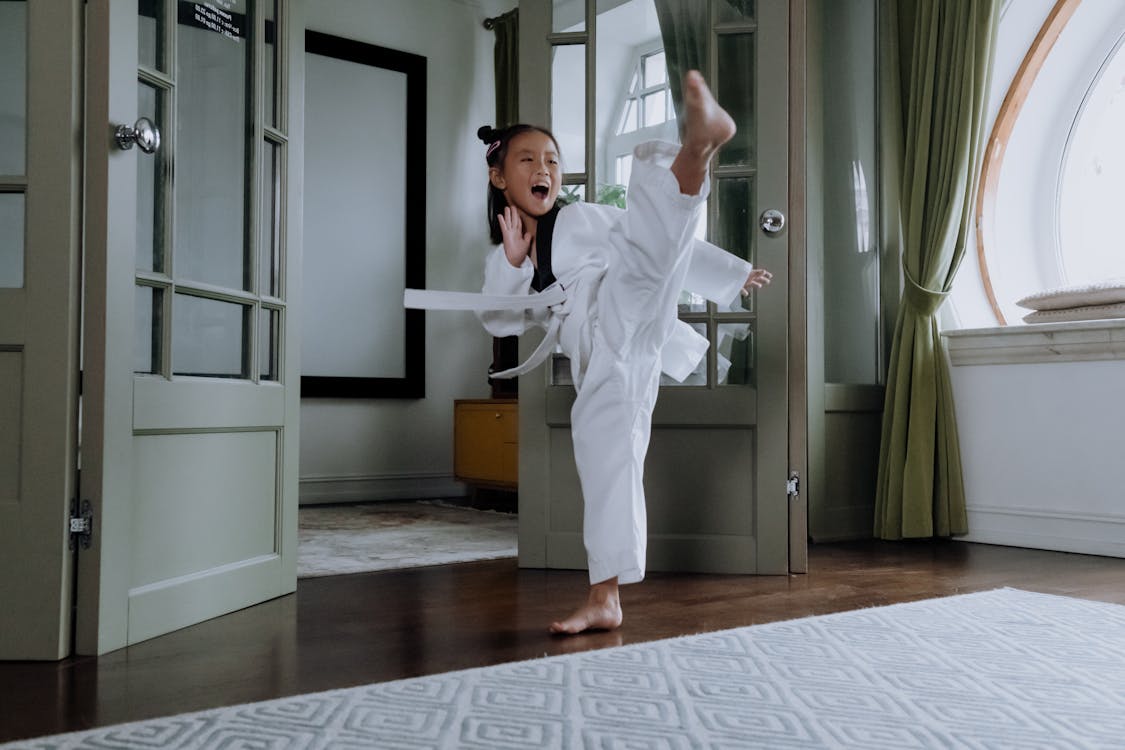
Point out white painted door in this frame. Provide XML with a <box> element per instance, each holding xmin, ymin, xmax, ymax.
<box><xmin>0</xmin><ymin>1</ymin><xmax>84</xmax><ymax>661</ymax></box>
<box><xmin>77</xmin><ymin>0</ymin><xmax>304</xmax><ymax>653</ymax></box>
<box><xmin>518</xmin><ymin>0</ymin><xmax>795</xmax><ymax>575</ymax></box>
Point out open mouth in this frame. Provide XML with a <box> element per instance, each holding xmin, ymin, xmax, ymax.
<box><xmin>531</xmin><ymin>185</ymin><xmax>550</xmax><ymax>199</ymax></box>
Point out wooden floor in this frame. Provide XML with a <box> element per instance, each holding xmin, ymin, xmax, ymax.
<box><xmin>2</xmin><ymin>539</ymin><xmax>1124</xmax><ymax>743</ymax></box>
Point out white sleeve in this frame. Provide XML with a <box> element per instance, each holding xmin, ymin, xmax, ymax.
<box><xmin>683</xmin><ymin>238</ymin><xmax>754</xmax><ymax>306</ymax></box>
<box><xmin>476</xmin><ymin>245</ymin><xmax>537</xmax><ymax>337</ymax></box>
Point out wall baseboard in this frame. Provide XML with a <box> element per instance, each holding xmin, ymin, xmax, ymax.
<box><xmin>299</xmin><ymin>473</ymin><xmax>468</xmax><ymax>506</ymax></box>
<box><xmin>960</xmin><ymin>504</ymin><xmax>1125</xmax><ymax>559</ymax></box>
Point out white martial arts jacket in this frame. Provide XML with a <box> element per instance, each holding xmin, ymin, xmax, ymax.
<box><xmin>474</xmin><ymin>200</ymin><xmax>753</xmax><ymax>388</ymax></box>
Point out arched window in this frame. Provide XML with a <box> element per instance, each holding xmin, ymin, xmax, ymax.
<box><xmin>1058</xmin><ymin>35</ymin><xmax>1125</xmax><ymax>283</ymax></box>
<box><xmin>957</xmin><ymin>0</ymin><xmax>1125</xmax><ymax>327</ymax></box>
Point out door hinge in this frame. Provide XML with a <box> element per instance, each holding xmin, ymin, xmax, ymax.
<box><xmin>786</xmin><ymin>471</ymin><xmax>800</xmax><ymax>498</ymax></box>
<box><xmin>69</xmin><ymin>499</ymin><xmax>93</xmax><ymax>550</ymax></box>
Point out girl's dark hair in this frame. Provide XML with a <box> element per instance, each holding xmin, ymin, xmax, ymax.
<box><xmin>477</xmin><ymin>124</ymin><xmax>561</xmax><ymax>245</ymax></box>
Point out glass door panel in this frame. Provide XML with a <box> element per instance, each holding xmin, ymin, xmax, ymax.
<box><xmin>0</xmin><ymin>194</ymin><xmax>25</xmax><ymax>289</ymax></box>
<box><xmin>715</xmin><ymin>33</ymin><xmax>756</xmax><ymax>167</ymax></box>
<box><xmin>715</xmin><ymin>0</ymin><xmax>756</xmax><ymax>23</ymax></box>
<box><xmin>817</xmin><ymin>0</ymin><xmax>879</xmax><ymax>385</ymax></box>
<box><xmin>172</xmin><ymin>293</ymin><xmax>250</xmax><ymax>378</ymax></box>
<box><xmin>138</xmin><ymin>0</ymin><xmax>166</xmax><ymax>72</ymax></box>
<box><xmin>553</xmin><ymin>0</ymin><xmax>585</xmax><ymax>32</ymax></box>
<box><xmin>259</xmin><ymin>307</ymin><xmax>279</xmax><ymax>381</ymax></box>
<box><xmin>136</xmin><ymin>81</ymin><xmax>167</xmax><ymax>273</ymax></box>
<box><xmin>552</xmin><ymin>44</ymin><xmax>586</xmax><ymax>175</ymax></box>
<box><xmin>134</xmin><ymin>285</ymin><xmax>164</xmax><ymax>374</ymax></box>
<box><xmin>259</xmin><ymin>138</ymin><xmax>280</xmax><ymax>297</ymax></box>
<box><xmin>0</xmin><ymin>1</ymin><xmax>26</xmax><ymax>176</ymax></box>
<box><xmin>175</xmin><ymin>1</ymin><xmax>251</xmax><ymax>290</ymax></box>
<box><xmin>264</xmin><ymin>0</ymin><xmax>278</xmax><ymax>128</ymax></box>
<box><xmin>1</xmin><ymin>0</ymin><xmax>27</xmax><ymax>289</ymax></box>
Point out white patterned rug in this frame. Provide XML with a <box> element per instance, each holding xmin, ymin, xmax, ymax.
<box><xmin>297</xmin><ymin>501</ymin><xmax>517</xmax><ymax>578</ymax></box>
<box><xmin>7</xmin><ymin>589</ymin><xmax>1125</xmax><ymax>749</ymax></box>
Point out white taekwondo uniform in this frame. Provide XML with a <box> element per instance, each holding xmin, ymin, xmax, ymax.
<box><xmin>476</xmin><ymin>141</ymin><xmax>753</xmax><ymax>585</ymax></box>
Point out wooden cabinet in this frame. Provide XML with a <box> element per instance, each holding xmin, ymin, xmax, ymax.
<box><xmin>454</xmin><ymin>399</ymin><xmax>518</xmax><ymax>489</ymax></box>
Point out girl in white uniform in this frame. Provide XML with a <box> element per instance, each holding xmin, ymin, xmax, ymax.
<box><xmin>476</xmin><ymin>72</ymin><xmax>770</xmax><ymax>634</ymax></box>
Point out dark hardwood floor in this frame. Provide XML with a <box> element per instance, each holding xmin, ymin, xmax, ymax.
<box><xmin>2</xmin><ymin>539</ymin><xmax>1124</xmax><ymax>743</ymax></box>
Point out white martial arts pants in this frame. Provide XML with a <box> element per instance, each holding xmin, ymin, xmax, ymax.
<box><xmin>570</xmin><ymin>141</ymin><xmax>708</xmax><ymax>585</ymax></box>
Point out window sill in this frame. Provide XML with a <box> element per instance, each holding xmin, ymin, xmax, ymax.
<box><xmin>942</xmin><ymin>319</ymin><xmax>1125</xmax><ymax>366</ymax></box>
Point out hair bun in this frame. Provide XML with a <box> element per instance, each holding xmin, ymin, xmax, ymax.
<box><xmin>477</xmin><ymin>125</ymin><xmax>499</xmax><ymax>144</ymax></box>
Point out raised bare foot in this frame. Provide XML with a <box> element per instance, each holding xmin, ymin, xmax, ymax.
<box><xmin>671</xmin><ymin>71</ymin><xmax>736</xmax><ymax>195</ymax></box>
<box><xmin>549</xmin><ymin>579</ymin><xmax>623</xmax><ymax>635</ymax></box>
<box><xmin>680</xmin><ymin>70</ymin><xmax>736</xmax><ymax>160</ymax></box>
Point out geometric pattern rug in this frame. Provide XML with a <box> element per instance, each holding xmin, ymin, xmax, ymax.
<box><xmin>6</xmin><ymin>589</ymin><xmax>1125</xmax><ymax>749</ymax></box>
<box><xmin>297</xmin><ymin>501</ymin><xmax>517</xmax><ymax>578</ymax></box>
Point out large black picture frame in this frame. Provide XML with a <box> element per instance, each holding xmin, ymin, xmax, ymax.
<box><xmin>301</xmin><ymin>31</ymin><xmax>426</xmax><ymax>399</ymax></box>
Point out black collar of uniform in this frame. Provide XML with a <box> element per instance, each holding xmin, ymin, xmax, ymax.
<box><xmin>530</xmin><ymin>203</ymin><xmax>561</xmax><ymax>292</ymax></box>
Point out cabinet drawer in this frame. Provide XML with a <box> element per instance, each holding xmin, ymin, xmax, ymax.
<box><xmin>454</xmin><ymin>400</ymin><xmax>518</xmax><ymax>488</ymax></box>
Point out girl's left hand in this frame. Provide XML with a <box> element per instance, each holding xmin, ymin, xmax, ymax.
<box><xmin>741</xmin><ymin>268</ymin><xmax>773</xmax><ymax>296</ymax></box>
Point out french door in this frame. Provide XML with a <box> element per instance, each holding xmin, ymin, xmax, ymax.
<box><xmin>517</xmin><ymin>0</ymin><xmax>798</xmax><ymax>575</ymax></box>
<box><xmin>0</xmin><ymin>0</ymin><xmax>304</xmax><ymax>659</ymax></box>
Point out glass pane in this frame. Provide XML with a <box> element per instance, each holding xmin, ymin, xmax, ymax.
<box><xmin>817</xmin><ymin>0</ymin><xmax>878</xmax><ymax>384</ymax></box>
<box><xmin>716</xmin><ymin>34</ymin><xmax>755</xmax><ymax>167</ymax></box>
<box><xmin>1060</xmin><ymin>35</ymin><xmax>1125</xmax><ymax>283</ymax></box>
<box><xmin>0</xmin><ymin>193</ymin><xmax>25</xmax><ymax>288</ymax></box>
<box><xmin>595</xmin><ymin>182</ymin><xmax>626</xmax><ymax>208</ymax></box>
<box><xmin>615</xmin><ymin>154</ymin><xmax>633</xmax><ymax>186</ymax></box>
<box><xmin>644</xmin><ymin>51</ymin><xmax>666</xmax><ymax>87</ymax></box>
<box><xmin>718</xmin><ymin>322</ymin><xmax>754</xmax><ymax>386</ymax></box>
<box><xmin>622</xmin><ymin>99</ymin><xmax>637</xmax><ymax>133</ymax></box>
<box><xmin>136</xmin><ymin>82</ymin><xmax>167</xmax><ymax>273</ymax></box>
<box><xmin>134</xmin><ymin>285</ymin><xmax>163</xmax><ymax>374</ymax></box>
<box><xmin>138</xmin><ymin>0</ymin><xmax>164</xmax><ymax>71</ymax></box>
<box><xmin>715</xmin><ymin>0</ymin><xmax>756</xmax><ymax>23</ymax></box>
<box><xmin>176</xmin><ymin>0</ymin><xmax>250</xmax><ymax>290</ymax></box>
<box><xmin>172</xmin><ymin>294</ymin><xmax>249</xmax><ymax>378</ymax></box>
<box><xmin>0</xmin><ymin>1</ymin><xmax>27</xmax><ymax>175</ymax></box>
<box><xmin>264</xmin><ymin>0</ymin><xmax>278</xmax><ymax>128</ymax></box>
<box><xmin>660</xmin><ymin>322</ymin><xmax>708</xmax><ymax>387</ymax></box>
<box><xmin>553</xmin><ymin>0</ymin><xmax>585</xmax><ymax>32</ymax></box>
<box><xmin>259</xmin><ymin>139</ymin><xmax>280</xmax><ymax>296</ymax></box>
<box><xmin>715</xmin><ymin>177</ymin><xmax>755</xmax><ymax>310</ymax></box>
<box><xmin>259</xmin><ymin>307</ymin><xmax>278</xmax><ymax>381</ymax></box>
<box><xmin>677</xmin><ymin>290</ymin><xmax>706</xmax><ymax>314</ymax></box>
<box><xmin>552</xmin><ymin>44</ymin><xmax>586</xmax><ymax>174</ymax></box>
<box><xmin>558</xmin><ymin>183</ymin><xmax>585</xmax><ymax>206</ymax></box>
<box><xmin>643</xmin><ymin>92</ymin><xmax>665</xmax><ymax>127</ymax></box>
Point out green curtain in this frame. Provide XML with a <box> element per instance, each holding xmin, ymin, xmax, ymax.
<box><xmin>873</xmin><ymin>0</ymin><xmax>999</xmax><ymax>539</ymax></box>
<box><xmin>653</xmin><ymin>1</ymin><xmax>707</xmax><ymax>121</ymax></box>
<box><xmin>492</xmin><ymin>8</ymin><xmax>519</xmax><ymax>128</ymax></box>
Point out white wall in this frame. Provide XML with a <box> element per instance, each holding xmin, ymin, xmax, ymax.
<box><xmin>299</xmin><ymin>0</ymin><xmax>517</xmax><ymax>504</ymax></box>
<box><xmin>946</xmin><ymin>324</ymin><xmax>1125</xmax><ymax>558</ymax></box>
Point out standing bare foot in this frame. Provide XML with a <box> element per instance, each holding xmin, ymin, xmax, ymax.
<box><xmin>549</xmin><ymin>578</ymin><xmax>624</xmax><ymax>635</ymax></box>
<box><xmin>671</xmin><ymin>70</ymin><xmax>737</xmax><ymax>195</ymax></box>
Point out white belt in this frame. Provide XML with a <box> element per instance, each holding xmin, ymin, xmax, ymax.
<box><xmin>403</xmin><ymin>285</ymin><xmax>565</xmax><ymax>311</ymax></box>
<box><xmin>403</xmin><ymin>284</ymin><xmax>568</xmax><ymax>379</ymax></box>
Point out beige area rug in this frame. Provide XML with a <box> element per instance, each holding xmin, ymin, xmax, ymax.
<box><xmin>297</xmin><ymin>501</ymin><xmax>518</xmax><ymax>578</ymax></box>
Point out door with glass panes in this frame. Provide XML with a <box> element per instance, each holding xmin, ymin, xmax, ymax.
<box><xmin>0</xmin><ymin>1</ymin><xmax>85</xmax><ymax>660</ymax></box>
<box><xmin>517</xmin><ymin>0</ymin><xmax>794</xmax><ymax>574</ymax></box>
<box><xmin>75</xmin><ymin>0</ymin><xmax>302</xmax><ymax>654</ymax></box>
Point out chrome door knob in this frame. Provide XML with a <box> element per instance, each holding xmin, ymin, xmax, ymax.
<box><xmin>759</xmin><ymin>208</ymin><xmax>786</xmax><ymax>235</ymax></box>
<box><xmin>115</xmin><ymin>117</ymin><xmax>161</xmax><ymax>154</ymax></box>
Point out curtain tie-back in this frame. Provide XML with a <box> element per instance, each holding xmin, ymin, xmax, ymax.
<box><xmin>902</xmin><ymin>262</ymin><xmax>950</xmax><ymax>317</ymax></box>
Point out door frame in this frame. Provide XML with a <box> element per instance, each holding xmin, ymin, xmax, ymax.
<box><xmin>788</xmin><ymin>0</ymin><xmax>808</xmax><ymax>573</ymax></box>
